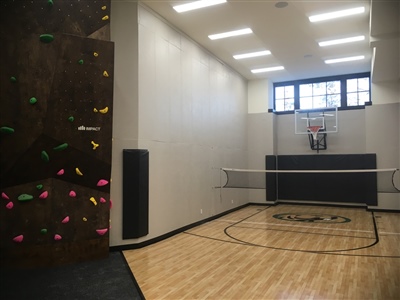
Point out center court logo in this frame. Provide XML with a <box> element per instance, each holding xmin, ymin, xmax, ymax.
<box><xmin>273</xmin><ymin>213</ymin><xmax>351</xmax><ymax>223</ymax></box>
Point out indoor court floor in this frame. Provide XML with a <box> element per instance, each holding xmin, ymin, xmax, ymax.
<box><xmin>124</xmin><ymin>204</ymin><xmax>400</xmax><ymax>299</ymax></box>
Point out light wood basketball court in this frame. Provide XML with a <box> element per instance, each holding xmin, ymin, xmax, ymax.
<box><xmin>124</xmin><ymin>204</ymin><xmax>400</xmax><ymax>300</ymax></box>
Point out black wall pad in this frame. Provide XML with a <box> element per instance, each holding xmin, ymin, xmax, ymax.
<box><xmin>266</xmin><ymin>154</ymin><xmax>377</xmax><ymax>205</ymax></box>
<box><xmin>265</xmin><ymin>156</ymin><xmax>277</xmax><ymax>201</ymax></box>
<box><xmin>123</xmin><ymin>149</ymin><xmax>149</xmax><ymax>239</ymax></box>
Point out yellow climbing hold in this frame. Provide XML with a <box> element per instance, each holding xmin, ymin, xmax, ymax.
<box><xmin>83</xmin><ymin>217</ymin><xmax>87</xmax><ymax>221</ymax></box>
<box><xmin>93</xmin><ymin>52</ymin><xmax>99</xmax><ymax>57</ymax></box>
<box><xmin>102</xmin><ymin>15</ymin><xmax>109</xmax><ymax>21</ymax></box>
<box><xmin>89</xmin><ymin>197</ymin><xmax>97</xmax><ymax>206</ymax></box>
<box><xmin>91</xmin><ymin>141</ymin><xmax>99</xmax><ymax>150</ymax></box>
<box><xmin>75</xmin><ymin>167</ymin><xmax>83</xmax><ymax>176</ymax></box>
<box><xmin>103</xmin><ymin>71</ymin><xmax>109</xmax><ymax>77</ymax></box>
<box><xmin>93</xmin><ymin>108</ymin><xmax>98</xmax><ymax>113</ymax></box>
<box><xmin>101</xmin><ymin>6</ymin><xmax>107</xmax><ymax>10</ymax></box>
<box><xmin>99</xmin><ymin>107</ymin><xmax>108</xmax><ymax>114</ymax></box>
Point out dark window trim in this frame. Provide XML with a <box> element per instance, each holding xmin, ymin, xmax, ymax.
<box><xmin>272</xmin><ymin>72</ymin><xmax>371</xmax><ymax>113</ymax></box>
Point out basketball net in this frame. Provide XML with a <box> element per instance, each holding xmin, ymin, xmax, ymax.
<box><xmin>307</xmin><ymin>126</ymin><xmax>322</xmax><ymax>140</ymax></box>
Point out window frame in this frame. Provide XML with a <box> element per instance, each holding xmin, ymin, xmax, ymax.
<box><xmin>273</xmin><ymin>72</ymin><xmax>371</xmax><ymax>114</ymax></box>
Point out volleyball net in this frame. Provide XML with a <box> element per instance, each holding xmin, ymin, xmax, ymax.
<box><xmin>221</xmin><ymin>168</ymin><xmax>400</xmax><ymax>193</ymax></box>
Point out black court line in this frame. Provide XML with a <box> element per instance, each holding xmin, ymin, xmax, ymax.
<box><xmin>183</xmin><ymin>207</ymin><xmax>400</xmax><ymax>258</ymax></box>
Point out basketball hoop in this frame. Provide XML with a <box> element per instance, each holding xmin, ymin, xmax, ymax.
<box><xmin>307</xmin><ymin>126</ymin><xmax>322</xmax><ymax>140</ymax></box>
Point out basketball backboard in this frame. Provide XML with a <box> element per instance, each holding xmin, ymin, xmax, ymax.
<box><xmin>295</xmin><ymin>107</ymin><xmax>338</xmax><ymax>135</ymax></box>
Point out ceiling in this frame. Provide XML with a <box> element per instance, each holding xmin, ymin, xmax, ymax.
<box><xmin>139</xmin><ymin>0</ymin><xmax>376</xmax><ymax>83</ymax></box>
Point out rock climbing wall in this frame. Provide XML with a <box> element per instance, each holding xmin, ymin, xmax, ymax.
<box><xmin>0</xmin><ymin>0</ymin><xmax>114</xmax><ymax>268</ymax></box>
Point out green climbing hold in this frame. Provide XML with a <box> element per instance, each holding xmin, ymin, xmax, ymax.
<box><xmin>18</xmin><ymin>194</ymin><xmax>33</xmax><ymax>201</ymax></box>
<box><xmin>40</xmin><ymin>34</ymin><xmax>54</xmax><ymax>43</ymax></box>
<box><xmin>0</xmin><ymin>127</ymin><xmax>14</xmax><ymax>134</ymax></box>
<box><xmin>29</xmin><ymin>97</ymin><xmax>37</xmax><ymax>104</ymax></box>
<box><xmin>40</xmin><ymin>228</ymin><xmax>48</xmax><ymax>234</ymax></box>
<box><xmin>10</xmin><ymin>76</ymin><xmax>17</xmax><ymax>82</ymax></box>
<box><xmin>47</xmin><ymin>0</ymin><xmax>54</xmax><ymax>6</ymax></box>
<box><xmin>41</xmin><ymin>150</ymin><xmax>50</xmax><ymax>162</ymax></box>
<box><xmin>68</xmin><ymin>116</ymin><xmax>74</xmax><ymax>122</ymax></box>
<box><xmin>53</xmin><ymin>143</ymin><xmax>68</xmax><ymax>151</ymax></box>
<box><xmin>78</xmin><ymin>59</ymin><xmax>84</xmax><ymax>65</ymax></box>
<box><xmin>36</xmin><ymin>184</ymin><xmax>43</xmax><ymax>190</ymax></box>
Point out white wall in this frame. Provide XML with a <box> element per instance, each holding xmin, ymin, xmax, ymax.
<box><xmin>110</xmin><ymin>3</ymin><xmax>248</xmax><ymax>246</ymax></box>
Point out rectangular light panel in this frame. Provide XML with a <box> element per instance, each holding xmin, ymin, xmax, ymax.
<box><xmin>173</xmin><ymin>0</ymin><xmax>227</xmax><ymax>13</ymax></box>
<box><xmin>251</xmin><ymin>66</ymin><xmax>284</xmax><ymax>73</ymax></box>
<box><xmin>233</xmin><ymin>50</ymin><xmax>271</xmax><ymax>60</ymax></box>
<box><xmin>309</xmin><ymin>7</ymin><xmax>365</xmax><ymax>22</ymax></box>
<box><xmin>209</xmin><ymin>28</ymin><xmax>253</xmax><ymax>40</ymax></box>
<box><xmin>324</xmin><ymin>55</ymin><xmax>365</xmax><ymax>64</ymax></box>
<box><xmin>319</xmin><ymin>35</ymin><xmax>365</xmax><ymax>47</ymax></box>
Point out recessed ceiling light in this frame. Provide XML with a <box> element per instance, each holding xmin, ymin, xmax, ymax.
<box><xmin>309</xmin><ymin>7</ymin><xmax>365</xmax><ymax>23</ymax></box>
<box><xmin>251</xmin><ymin>66</ymin><xmax>284</xmax><ymax>73</ymax></box>
<box><xmin>319</xmin><ymin>35</ymin><xmax>365</xmax><ymax>47</ymax></box>
<box><xmin>208</xmin><ymin>28</ymin><xmax>253</xmax><ymax>40</ymax></box>
<box><xmin>233</xmin><ymin>50</ymin><xmax>271</xmax><ymax>60</ymax></box>
<box><xmin>324</xmin><ymin>55</ymin><xmax>365</xmax><ymax>64</ymax></box>
<box><xmin>173</xmin><ymin>0</ymin><xmax>227</xmax><ymax>13</ymax></box>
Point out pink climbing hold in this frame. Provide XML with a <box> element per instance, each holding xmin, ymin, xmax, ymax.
<box><xmin>69</xmin><ymin>190</ymin><xmax>76</xmax><ymax>197</ymax></box>
<box><xmin>61</xmin><ymin>216</ymin><xmax>70</xmax><ymax>223</ymax></box>
<box><xmin>39</xmin><ymin>191</ymin><xmax>49</xmax><ymax>199</ymax></box>
<box><xmin>97</xmin><ymin>179</ymin><xmax>109</xmax><ymax>186</ymax></box>
<box><xmin>109</xmin><ymin>199</ymin><xmax>113</xmax><ymax>209</ymax></box>
<box><xmin>54</xmin><ymin>234</ymin><xmax>62</xmax><ymax>241</ymax></box>
<box><xmin>6</xmin><ymin>201</ymin><xmax>14</xmax><ymax>209</ymax></box>
<box><xmin>96</xmin><ymin>228</ymin><xmax>108</xmax><ymax>236</ymax></box>
<box><xmin>57</xmin><ymin>169</ymin><xmax>65</xmax><ymax>175</ymax></box>
<box><xmin>100</xmin><ymin>197</ymin><xmax>106</xmax><ymax>203</ymax></box>
<box><xmin>13</xmin><ymin>235</ymin><xmax>24</xmax><ymax>243</ymax></box>
<box><xmin>2</xmin><ymin>192</ymin><xmax>10</xmax><ymax>200</ymax></box>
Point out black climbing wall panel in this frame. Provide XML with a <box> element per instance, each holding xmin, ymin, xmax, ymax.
<box><xmin>266</xmin><ymin>154</ymin><xmax>378</xmax><ymax>205</ymax></box>
<box><xmin>123</xmin><ymin>149</ymin><xmax>149</xmax><ymax>239</ymax></box>
<box><xmin>0</xmin><ymin>0</ymin><xmax>113</xmax><ymax>268</ymax></box>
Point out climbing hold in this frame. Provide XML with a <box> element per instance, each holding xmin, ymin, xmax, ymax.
<box><xmin>57</xmin><ymin>169</ymin><xmax>64</xmax><ymax>175</ymax></box>
<box><xmin>61</xmin><ymin>216</ymin><xmax>69</xmax><ymax>224</ymax></box>
<box><xmin>83</xmin><ymin>217</ymin><xmax>87</xmax><ymax>222</ymax></box>
<box><xmin>1</xmin><ymin>192</ymin><xmax>10</xmax><ymax>200</ymax></box>
<box><xmin>78</xmin><ymin>59</ymin><xmax>84</xmax><ymax>65</ymax></box>
<box><xmin>91</xmin><ymin>141</ymin><xmax>99</xmax><ymax>150</ymax></box>
<box><xmin>96</xmin><ymin>228</ymin><xmax>108</xmax><ymax>236</ymax></box>
<box><xmin>89</xmin><ymin>197</ymin><xmax>97</xmax><ymax>206</ymax></box>
<box><xmin>36</xmin><ymin>184</ymin><xmax>43</xmax><ymax>190</ymax></box>
<box><xmin>10</xmin><ymin>76</ymin><xmax>17</xmax><ymax>82</ymax></box>
<box><xmin>100</xmin><ymin>197</ymin><xmax>106</xmax><ymax>203</ymax></box>
<box><xmin>41</xmin><ymin>150</ymin><xmax>50</xmax><ymax>162</ymax></box>
<box><xmin>99</xmin><ymin>107</ymin><xmax>108</xmax><ymax>114</ymax></box>
<box><xmin>53</xmin><ymin>143</ymin><xmax>68</xmax><ymax>151</ymax></box>
<box><xmin>39</xmin><ymin>191</ymin><xmax>48</xmax><ymax>199</ymax></box>
<box><xmin>40</xmin><ymin>228</ymin><xmax>47</xmax><ymax>234</ymax></box>
<box><xmin>69</xmin><ymin>190</ymin><xmax>76</xmax><ymax>197</ymax></box>
<box><xmin>47</xmin><ymin>0</ymin><xmax>53</xmax><ymax>7</ymax></box>
<box><xmin>54</xmin><ymin>234</ymin><xmax>62</xmax><ymax>241</ymax></box>
<box><xmin>97</xmin><ymin>179</ymin><xmax>109</xmax><ymax>186</ymax></box>
<box><xmin>18</xmin><ymin>194</ymin><xmax>33</xmax><ymax>201</ymax></box>
<box><xmin>101</xmin><ymin>6</ymin><xmax>106</xmax><ymax>10</ymax></box>
<box><xmin>13</xmin><ymin>235</ymin><xmax>24</xmax><ymax>243</ymax></box>
<box><xmin>93</xmin><ymin>52</ymin><xmax>99</xmax><ymax>57</ymax></box>
<box><xmin>0</xmin><ymin>127</ymin><xmax>15</xmax><ymax>134</ymax></box>
<box><xmin>40</xmin><ymin>34</ymin><xmax>54</xmax><ymax>43</ymax></box>
<box><xmin>102</xmin><ymin>15</ymin><xmax>109</xmax><ymax>21</ymax></box>
<box><xmin>29</xmin><ymin>97</ymin><xmax>37</xmax><ymax>104</ymax></box>
<box><xmin>93</xmin><ymin>108</ymin><xmax>98</xmax><ymax>113</ymax></box>
<box><xmin>6</xmin><ymin>202</ymin><xmax>13</xmax><ymax>209</ymax></box>
<box><xmin>103</xmin><ymin>71</ymin><xmax>109</xmax><ymax>77</ymax></box>
<box><xmin>68</xmin><ymin>116</ymin><xmax>74</xmax><ymax>122</ymax></box>
<box><xmin>75</xmin><ymin>167</ymin><xmax>83</xmax><ymax>176</ymax></box>
<box><xmin>109</xmin><ymin>199</ymin><xmax>113</xmax><ymax>209</ymax></box>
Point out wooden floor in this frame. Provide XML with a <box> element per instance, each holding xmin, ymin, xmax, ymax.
<box><xmin>124</xmin><ymin>204</ymin><xmax>400</xmax><ymax>299</ymax></box>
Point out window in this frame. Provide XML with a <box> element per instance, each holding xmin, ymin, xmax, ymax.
<box><xmin>273</xmin><ymin>72</ymin><xmax>370</xmax><ymax>112</ymax></box>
